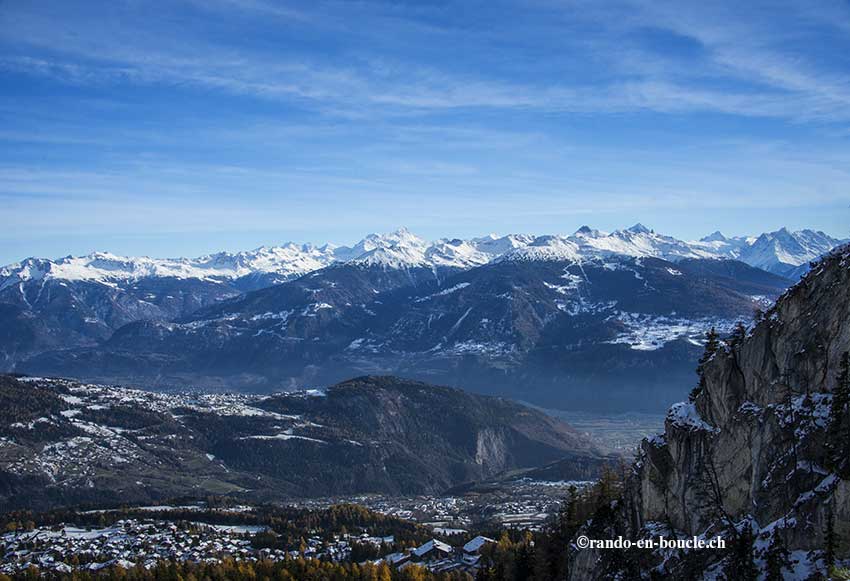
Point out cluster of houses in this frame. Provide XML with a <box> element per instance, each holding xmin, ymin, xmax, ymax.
<box><xmin>299</xmin><ymin>531</ymin><xmax>395</xmax><ymax>562</ymax></box>
<box><xmin>1</xmin><ymin>515</ymin><xmax>496</xmax><ymax>575</ymax></box>
<box><xmin>0</xmin><ymin>519</ymin><xmax>270</xmax><ymax>574</ymax></box>
<box><xmin>378</xmin><ymin>535</ymin><xmax>496</xmax><ymax>574</ymax></box>
<box><xmin>298</xmin><ymin>478</ymin><xmax>586</xmax><ymax>534</ymax></box>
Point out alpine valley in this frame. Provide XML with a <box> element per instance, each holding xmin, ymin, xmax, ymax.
<box><xmin>2</xmin><ymin>225</ymin><xmax>845</xmax><ymax>412</ymax></box>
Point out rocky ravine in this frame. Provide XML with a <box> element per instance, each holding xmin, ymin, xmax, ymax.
<box><xmin>570</xmin><ymin>245</ymin><xmax>850</xmax><ymax>579</ymax></box>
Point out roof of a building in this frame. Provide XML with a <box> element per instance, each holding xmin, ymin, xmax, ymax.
<box><xmin>413</xmin><ymin>539</ymin><xmax>453</xmax><ymax>557</ymax></box>
<box><xmin>463</xmin><ymin>535</ymin><xmax>496</xmax><ymax>554</ymax></box>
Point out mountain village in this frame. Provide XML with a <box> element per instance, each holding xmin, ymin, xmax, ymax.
<box><xmin>1</xmin><ymin>516</ymin><xmax>496</xmax><ymax>576</ymax></box>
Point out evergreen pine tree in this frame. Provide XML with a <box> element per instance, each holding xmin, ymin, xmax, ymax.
<box><xmin>764</xmin><ymin>533</ymin><xmax>792</xmax><ymax>581</ymax></box>
<box><xmin>513</xmin><ymin>533</ymin><xmax>534</xmax><ymax>581</ymax></box>
<box><xmin>827</xmin><ymin>352</ymin><xmax>850</xmax><ymax>475</ymax></box>
<box><xmin>726</xmin><ymin>523</ymin><xmax>758</xmax><ymax>581</ymax></box>
<box><xmin>690</xmin><ymin>327</ymin><xmax>720</xmax><ymax>401</ymax></box>
<box><xmin>824</xmin><ymin>502</ymin><xmax>836</xmax><ymax>573</ymax></box>
<box><xmin>727</xmin><ymin>322</ymin><xmax>747</xmax><ymax>350</ymax></box>
<box><xmin>546</xmin><ymin>487</ymin><xmax>579</xmax><ymax>579</ymax></box>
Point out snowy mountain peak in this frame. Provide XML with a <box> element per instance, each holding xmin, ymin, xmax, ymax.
<box><xmin>500</xmin><ymin>235</ymin><xmax>581</xmax><ymax>262</ymax></box>
<box><xmin>426</xmin><ymin>239</ymin><xmax>491</xmax><ymax>269</ymax></box>
<box><xmin>627</xmin><ymin>223</ymin><xmax>652</xmax><ymax>234</ymax></box>
<box><xmin>573</xmin><ymin>225</ymin><xmax>606</xmax><ymax>238</ymax></box>
<box><xmin>564</xmin><ymin>225</ymin><xmax>713</xmax><ymax>262</ymax></box>
<box><xmin>0</xmin><ymin>245</ymin><xmax>340</xmax><ymax>288</ymax></box>
<box><xmin>701</xmin><ymin>231</ymin><xmax>727</xmax><ymax>243</ymax></box>
<box><xmin>2</xmin><ymin>225</ymin><xmax>845</xmax><ymax>288</ymax></box>
<box><xmin>337</xmin><ymin>228</ymin><xmax>430</xmax><ymax>268</ymax></box>
<box><xmin>738</xmin><ymin>227</ymin><xmax>847</xmax><ymax>277</ymax></box>
<box><xmin>336</xmin><ymin>228</ymin><xmax>427</xmax><ymax>260</ymax></box>
<box><xmin>470</xmin><ymin>233</ymin><xmax>534</xmax><ymax>256</ymax></box>
<box><xmin>351</xmin><ymin>244</ymin><xmax>429</xmax><ymax>269</ymax></box>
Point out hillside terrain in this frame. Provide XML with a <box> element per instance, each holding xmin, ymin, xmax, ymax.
<box><xmin>0</xmin><ymin>374</ymin><xmax>606</xmax><ymax>511</ymax></box>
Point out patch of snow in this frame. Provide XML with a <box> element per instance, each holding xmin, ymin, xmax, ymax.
<box><xmin>667</xmin><ymin>402</ymin><xmax>719</xmax><ymax>433</ymax></box>
<box><xmin>415</xmin><ymin>282</ymin><xmax>471</xmax><ymax>302</ymax></box>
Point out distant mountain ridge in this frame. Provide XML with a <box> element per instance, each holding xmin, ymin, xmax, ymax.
<box><xmin>2</xmin><ymin>225</ymin><xmax>844</xmax><ymax>411</ymax></box>
<box><xmin>2</xmin><ymin>225</ymin><xmax>844</xmax><ymax>287</ymax></box>
<box><xmin>19</xmin><ymin>253</ymin><xmax>792</xmax><ymax>412</ymax></box>
<box><xmin>696</xmin><ymin>226</ymin><xmax>845</xmax><ymax>279</ymax></box>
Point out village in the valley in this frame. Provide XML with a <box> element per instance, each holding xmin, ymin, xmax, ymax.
<box><xmin>1</xmin><ymin>515</ymin><xmax>495</xmax><ymax>575</ymax></box>
<box><xmin>299</xmin><ymin>478</ymin><xmax>588</xmax><ymax>532</ymax></box>
<box><xmin>1</xmin><ymin>478</ymin><xmax>585</xmax><ymax>575</ymax></box>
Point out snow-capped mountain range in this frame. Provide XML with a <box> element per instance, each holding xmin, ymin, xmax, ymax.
<box><xmin>0</xmin><ymin>225</ymin><xmax>844</xmax><ymax>288</ymax></box>
<box><xmin>697</xmin><ymin>227</ymin><xmax>847</xmax><ymax>279</ymax></box>
<box><xmin>0</xmin><ymin>244</ymin><xmax>338</xmax><ymax>289</ymax></box>
<box><xmin>5</xmin><ymin>223</ymin><xmax>834</xmax><ymax>412</ymax></box>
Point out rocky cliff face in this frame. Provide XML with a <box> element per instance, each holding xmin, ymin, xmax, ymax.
<box><xmin>570</xmin><ymin>245</ymin><xmax>850</xmax><ymax>579</ymax></box>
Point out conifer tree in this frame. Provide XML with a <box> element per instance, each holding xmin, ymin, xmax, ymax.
<box><xmin>764</xmin><ymin>533</ymin><xmax>792</xmax><ymax>581</ymax></box>
<box><xmin>827</xmin><ymin>352</ymin><xmax>850</xmax><ymax>475</ymax></box>
<box><xmin>726</xmin><ymin>523</ymin><xmax>758</xmax><ymax>581</ymax></box>
<box><xmin>690</xmin><ymin>327</ymin><xmax>720</xmax><ymax>401</ymax></box>
<box><xmin>727</xmin><ymin>321</ymin><xmax>747</xmax><ymax>350</ymax></box>
<box><xmin>824</xmin><ymin>502</ymin><xmax>836</xmax><ymax>573</ymax></box>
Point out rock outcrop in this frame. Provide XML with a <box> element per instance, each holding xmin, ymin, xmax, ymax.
<box><xmin>570</xmin><ymin>245</ymin><xmax>850</xmax><ymax>579</ymax></box>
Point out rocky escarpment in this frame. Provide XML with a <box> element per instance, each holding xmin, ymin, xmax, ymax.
<box><xmin>570</xmin><ymin>245</ymin><xmax>850</xmax><ymax>579</ymax></box>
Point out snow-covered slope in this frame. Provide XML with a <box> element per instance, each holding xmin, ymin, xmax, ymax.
<box><xmin>493</xmin><ymin>223</ymin><xmax>845</xmax><ymax>273</ymax></box>
<box><xmin>1</xmin><ymin>226</ymin><xmax>845</xmax><ymax>289</ymax></box>
<box><xmin>692</xmin><ymin>227</ymin><xmax>845</xmax><ymax>278</ymax></box>
<box><xmin>0</xmin><ymin>244</ymin><xmax>338</xmax><ymax>289</ymax></box>
<box><xmin>337</xmin><ymin>228</ymin><xmax>511</xmax><ymax>269</ymax></box>
<box><xmin>737</xmin><ymin>228</ymin><xmax>845</xmax><ymax>278</ymax></box>
<box><xmin>567</xmin><ymin>223</ymin><xmax>717</xmax><ymax>261</ymax></box>
<box><xmin>499</xmin><ymin>235</ymin><xmax>581</xmax><ymax>262</ymax></box>
<box><xmin>0</xmin><ymin>228</ymin><xmax>510</xmax><ymax>286</ymax></box>
<box><xmin>0</xmin><ymin>374</ymin><xmax>605</xmax><ymax>508</ymax></box>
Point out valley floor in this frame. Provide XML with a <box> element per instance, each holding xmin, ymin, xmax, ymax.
<box><xmin>526</xmin><ymin>404</ymin><xmax>665</xmax><ymax>454</ymax></box>
<box><xmin>0</xmin><ymin>481</ymin><xmax>588</xmax><ymax>576</ymax></box>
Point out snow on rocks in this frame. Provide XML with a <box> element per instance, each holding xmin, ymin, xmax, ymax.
<box><xmin>666</xmin><ymin>402</ymin><xmax>720</xmax><ymax>433</ymax></box>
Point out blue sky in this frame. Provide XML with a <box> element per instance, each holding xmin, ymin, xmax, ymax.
<box><xmin>1</xmin><ymin>0</ymin><xmax>850</xmax><ymax>263</ymax></box>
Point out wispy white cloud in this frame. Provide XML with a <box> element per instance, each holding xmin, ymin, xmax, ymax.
<box><xmin>3</xmin><ymin>0</ymin><xmax>849</xmax><ymax>122</ymax></box>
<box><xmin>1</xmin><ymin>0</ymin><xmax>849</xmax><ymax>263</ymax></box>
